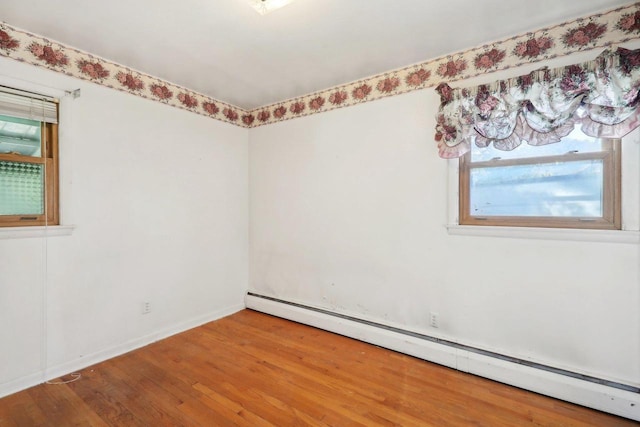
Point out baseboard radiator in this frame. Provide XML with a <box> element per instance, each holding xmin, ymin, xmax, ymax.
<box><xmin>246</xmin><ymin>292</ymin><xmax>640</xmax><ymax>421</ymax></box>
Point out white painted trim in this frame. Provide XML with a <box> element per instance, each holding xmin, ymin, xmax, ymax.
<box><xmin>0</xmin><ymin>371</ymin><xmax>48</xmax><ymax>402</ymax></box>
<box><xmin>446</xmin><ymin>224</ymin><xmax>640</xmax><ymax>244</ymax></box>
<box><xmin>0</xmin><ymin>225</ymin><xmax>75</xmax><ymax>240</ymax></box>
<box><xmin>245</xmin><ymin>294</ymin><xmax>640</xmax><ymax>422</ymax></box>
<box><xmin>0</xmin><ymin>303</ymin><xmax>244</xmax><ymax>399</ymax></box>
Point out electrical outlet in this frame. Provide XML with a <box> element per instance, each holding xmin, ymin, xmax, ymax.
<box><xmin>429</xmin><ymin>312</ymin><xmax>439</xmax><ymax>328</ymax></box>
<box><xmin>142</xmin><ymin>301</ymin><xmax>151</xmax><ymax>315</ymax></box>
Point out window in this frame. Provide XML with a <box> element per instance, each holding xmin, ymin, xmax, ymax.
<box><xmin>459</xmin><ymin>126</ymin><xmax>621</xmax><ymax>230</ymax></box>
<box><xmin>0</xmin><ymin>87</ymin><xmax>59</xmax><ymax>227</ymax></box>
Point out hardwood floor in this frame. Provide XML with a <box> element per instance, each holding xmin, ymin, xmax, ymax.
<box><xmin>0</xmin><ymin>309</ymin><xmax>636</xmax><ymax>426</ymax></box>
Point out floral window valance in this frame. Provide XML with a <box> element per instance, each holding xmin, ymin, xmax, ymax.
<box><xmin>434</xmin><ymin>47</ymin><xmax>640</xmax><ymax>158</ymax></box>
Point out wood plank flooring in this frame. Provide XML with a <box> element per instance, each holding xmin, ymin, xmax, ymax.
<box><xmin>0</xmin><ymin>309</ymin><xmax>636</xmax><ymax>426</ymax></box>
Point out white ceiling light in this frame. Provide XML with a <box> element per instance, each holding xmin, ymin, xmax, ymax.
<box><xmin>248</xmin><ymin>0</ymin><xmax>297</xmax><ymax>15</ymax></box>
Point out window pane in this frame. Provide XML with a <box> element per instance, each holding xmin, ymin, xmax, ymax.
<box><xmin>0</xmin><ymin>114</ymin><xmax>41</xmax><ymax>157</ymax></box>
<box><xmin>0</xmin><ymin>160</ymin><xmax>44</xmax><ymax>215</ymax></box>
<box><xmin>471</xmin><ymin>126</ymin><xmax>602</xmax><ymax>162</ymax></box>
<box><xmin>469</xmin><ymin>160</ymin><xmax>604</xmax><ymax>217</ymax></box>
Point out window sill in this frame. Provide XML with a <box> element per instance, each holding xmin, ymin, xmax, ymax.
<box><xmin>446</xmin><ymin>224</ymin><xmax>640</xmax><ymax>244</ymax></box>
<box><xmin>0</xmin><ymin>225</ymin><xmax>75</xmax><ymax>240</ymax></box>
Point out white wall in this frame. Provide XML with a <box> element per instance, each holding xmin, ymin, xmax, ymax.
<box><xmin>249</xmin><ymin>50</ymin><xmax>640</xmax><ymax>388</ymax></box>
<box><xmin>0</xmin><ymin>57</ymin><xmax>249</xmax><ymax>395</ymax></box>
<box><xmin>1</xmin><ymin>40</ymin><xmax>639</xmax><ymax>406</ymax></box>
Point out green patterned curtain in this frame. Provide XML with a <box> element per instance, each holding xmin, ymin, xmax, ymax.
<box><xmin>0</xmin><ymin>160</ymin><xmax>44</xmax><ymax>215</ymax></box>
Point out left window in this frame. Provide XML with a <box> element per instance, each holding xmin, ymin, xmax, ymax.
<box><xmin>0</xmin><ymin>87</ymin><xmax>59</xmax><ymax>227</ymax></box>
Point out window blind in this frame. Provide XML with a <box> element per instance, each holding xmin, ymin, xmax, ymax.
<box><xmin>0</xmin><ymin>86</ymin><xmax>58</xmax><ymax>124</ymax></box>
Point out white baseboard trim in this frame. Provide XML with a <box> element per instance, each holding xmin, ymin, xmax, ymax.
<box><xmin>0</xmin><ymin>371</ymin><xmax>48</xmax><ymax>402</ymax></box>
<box><xmin>0</xmin><ymin>303</ymin><xmax>244</xmax><ymax>399</ymax></box>
<box><xmin>245</xmin><ymin>294</ymin><xmax>640</xmax><ymax>422</ymax></box>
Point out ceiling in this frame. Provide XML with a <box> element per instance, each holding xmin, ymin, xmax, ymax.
<box><xmin>0</xmin><ymin>0</ymin><xmax>633</xmax><ymax>109</ymax></box>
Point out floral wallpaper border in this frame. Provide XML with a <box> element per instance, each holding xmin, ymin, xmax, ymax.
<box><xmin>2</xmin><ymin>3</ymin><xmax>640</xmax><ymax>128</ymax></box>
<box><xmin>0</xmin><ymin>23</ymin><xmax>248</xmax><ymax>126</ymax></box>
<box><xmin>247</xmin><ymin>2</ymin><xmax>640</xmax><ymax>127</ymax></box>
